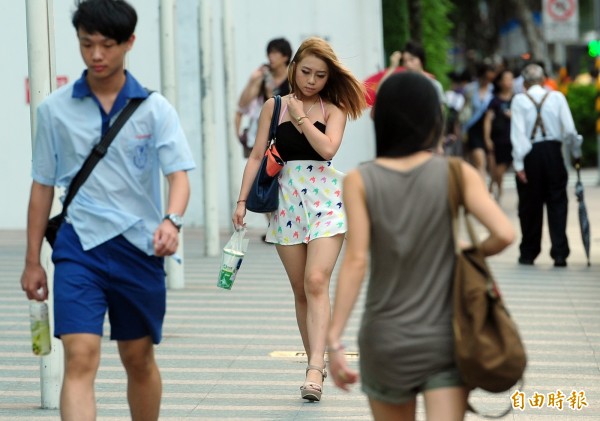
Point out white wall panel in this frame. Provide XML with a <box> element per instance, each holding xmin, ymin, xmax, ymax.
<box><xmin>0</xmin><ymin>0</ymin><xmax>383</xmax><ymax>230</ymax></box>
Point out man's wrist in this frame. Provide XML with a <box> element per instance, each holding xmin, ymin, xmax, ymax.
<box><xmin>25</xmin><ymin>258</ymin><xmax>42</xmax><ymax>267</ymax></box>
<box><xmin>513</xmin><ymin>158</ymin><xmax>524</xmax><ymax>172</ymax></box>
<box><xmin>163</xmin><ymin>213</ymin><xmax>183</xmax><ymax>231</ymax></box>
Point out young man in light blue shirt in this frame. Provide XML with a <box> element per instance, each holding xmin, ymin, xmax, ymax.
<box><xmin>20</xmin><ymin>1</ymin><xmax>195</xmax><ymax>419</ymax></box>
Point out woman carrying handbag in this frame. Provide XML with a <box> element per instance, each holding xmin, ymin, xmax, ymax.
<box><xmin>233</xmin><ymin>36</ymin><xmax>366</xmax><ymax>401</ymax></box>
<box><xmin>327</xmin><ymin>72</ymin><xmax>515</xmax><ymax>420</ymax></box>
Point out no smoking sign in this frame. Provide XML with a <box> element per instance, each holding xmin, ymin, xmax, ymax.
<box><xmin>547</xmin><ymin>0</ymin><xmax>576</xmax><ymax>21</ymax></box>
<box><xmin>543</xmin><ymin>0</ymin><xmax>578</xmax><ymax>42</ymax></box>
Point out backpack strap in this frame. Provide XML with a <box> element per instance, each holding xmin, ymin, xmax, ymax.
<box><xmin>524</xmin><ymin>91</ymin><xmax>550</xmax><ymax>141</ymax></box>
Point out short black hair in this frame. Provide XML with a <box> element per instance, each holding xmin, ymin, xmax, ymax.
<box><xmin>403</xmin><ymin>40</ymin><xmax>426</xmax><ymax>69</ymax></box>
<box><xmin>459</xmin><ymin>69</ymin><xmax>472</xmax><ymax>82</ymax></box>
<box><xmin>72</xmin><ymin>0</ymin><xmax>137</xmax><ymax>44</ymax></box>
<box><xmin>476</xmin><ymin>62</ymin><xmax>494</xmax><ymax>78</ymax></box>
<box><xmin>266</xmin><ymin>38</ymin><xmax>293</xmax><ymax>65</ymax></box>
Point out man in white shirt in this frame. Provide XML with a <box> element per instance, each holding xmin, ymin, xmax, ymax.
<box><xmin>510</xmin><ymin>64</ymin><xmax>581</xmax><ymax>267</ymax></box>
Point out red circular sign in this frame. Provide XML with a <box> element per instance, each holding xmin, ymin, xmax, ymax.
<box><xmin>547</xmin><ymin>0</ymin><xmax>576</xmax><ymax>21</ymax></box>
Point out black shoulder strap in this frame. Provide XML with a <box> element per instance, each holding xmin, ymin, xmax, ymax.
<box><xmin>269</xmin><ymin>95</ymin><xmax>281</xmax><ymax>146</ymax></box>
<box><xmin>60</xmin><ymin>93</ymin><xmax>151</xmax><ymax>216</ymax></box>
<box><xmin>524</xmin><ymin>91</ymin><xmax>550</xmax><ymax>141</ymax></box>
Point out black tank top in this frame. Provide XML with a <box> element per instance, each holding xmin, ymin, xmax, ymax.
<box><xmin>275</xmin><ymin>121</ymin><xmax>327</xmax><ymax>161</ymax></box>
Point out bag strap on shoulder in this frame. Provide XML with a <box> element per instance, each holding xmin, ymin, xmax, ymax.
<box><xmin>447</xmin><ymin>158</ymin><xmax>479</xmax><ymax>251</ymax></box>
<box><xmin>268</xmin><ymin>95</ymin><xmax>281</xmax><ymax>147</ymax></box>
<box><xmin>448</xmin><ymin>158</ymin><xmax>464</xmax><ymax>255</ymax></box>
<box><xmin>60</xmin><ymin>91</ymin><xmax>152</xmax><ymax>216</ymax></box>
<box><xmin>447</xmin><ymin>157</ymin><xmax>462</xmax><ymax>220</ymax></box>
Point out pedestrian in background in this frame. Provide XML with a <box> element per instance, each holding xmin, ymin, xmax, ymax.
<box><xmin>233</xmin><ymin>36</ymin><xmax>366</xmax><ymax>402</ymax></box>
<box><xmin>511</xmin><ymin>63</ymin><xmax>581</xmax><ymax>267</ymax></box>
<box><xmin>235</xmin><ymin>38</ymin><xmax>292</xmax><ymax>157</ymax></box>
<box><xmin>483</xmin><ymin>69</ymin><xmax>514</xmax><ymax>203</ymax></box>
<box><xmin>398</xmin><ymin>40</ymin><xmax>445</xmax><ymax>105</ymax></box>
<box><xmin>443</xmin><ymin>70</ymin><xmax>470</xmax><ymax>157</ymax></box>
<box><xmin>327</xmin><ymin>72</ymin><xmax>514</xmax><ymax>420</ymax></box>
<box><xmin>20</xmin><ymin>1</ymin><xmax>195</xmax><ymax>419</ymax></box>
<box><xmin>379</xmin><ymin>40</ymin><xmax>445</xmax><ymax>106</ymax></box>
<box><xmin>461</xmin><ymin>62</ymin><xmax>495</xmax><ymax>178</ymax></box>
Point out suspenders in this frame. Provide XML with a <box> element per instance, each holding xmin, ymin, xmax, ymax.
<box><xmin>524</xmin><ymin>91</ymin><xmax>550</xmax><ymax>141</ymax></box>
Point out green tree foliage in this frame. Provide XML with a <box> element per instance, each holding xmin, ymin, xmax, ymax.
<box><xmin>381</xmin><ymin>0</ymin><xmax>453</xmax><ymax>87</ymax></box>
<box><xmin>382</xmin><ymin>0</ymin><xmax>409</xmax><ymax>64</ymax></box>
<box><xmin>566</xmin><ymin>84</ymin><xmax>598</xmax><ymax>166</ymax></box>
<box><xmin>421</xmin><ymin>0</ymin><xmax>453</xmax><ymax>87</ymax></box>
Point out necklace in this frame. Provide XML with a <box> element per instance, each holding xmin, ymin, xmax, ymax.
<box><xmin>304</xmin><ymin>96</ymin><xmax>320</xmax><ymax>116</ymax></box>
<box><xmin>291</xmin><ymin>95</ymin><xmax>320</xmax><ymax>125</ymax></box>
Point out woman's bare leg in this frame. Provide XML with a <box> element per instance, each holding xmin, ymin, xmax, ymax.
<box><xmin>470</xmin><ymin>148</ymin><xmax>487</xmax><ymax>180</ymax></box>
<box><xmin>276</xmin><ymin>244</ymin><xmax>309</xmax><ymax>357</ymax></box>
<box><xmin>369</xmin><ymin>397</ymin><xmax>416</xmax><ymax>421</ymax></box>
<box><xmin>277</xmin><ymin>235</ymin><xmax>344</xmax><ymax>388</ymax></box>
<box><xmin>423</xmin><ymin>387</ymin><xmax>469</xmax><ymax>421</ymax></box>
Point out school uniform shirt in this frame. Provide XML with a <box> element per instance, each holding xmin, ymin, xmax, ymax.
<box><xmin>32</xmin><ymin>70</ymin><xmax>196</xmax><ymax>255</ymax></box>
<box><xmin>462</xmin><ymin>81</ymin><xmax>493</xmax><ymax>132</ymax></box>
<box><xmin>510</xmin><ymin>84</ymin><xmax>577</xmax><ymax>172</ymax></box>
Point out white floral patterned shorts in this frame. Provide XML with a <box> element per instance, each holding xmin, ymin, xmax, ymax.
<box><xmin>265</xmin><ymin>160</ymin><xmax>346</xmax><ymax>245</ymax></box>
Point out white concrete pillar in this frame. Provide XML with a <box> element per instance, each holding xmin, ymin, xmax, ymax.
<box><xmin>159</xmin><ymin>0</ymin><xmax>186</xmax><ymax>288</ymax></box>
<box><xmin>25</xmin><ymin>0</ymin><xmax>64</xmax><ymax>409</ymax></box>
<box><xmin>221</xmin><ymin>0</ymin><xmax>243</xmax><ymax>216</ymax></box>
<box><xmin>199</xmin><ymin>0</ymin><xmax>220</xmax><ymax>256</ymax></box>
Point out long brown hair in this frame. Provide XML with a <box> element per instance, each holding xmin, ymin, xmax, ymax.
<box><xmin>288</xmin><ymin>37</ymin><xmax>366</xmax><ymax>120</ymax></box>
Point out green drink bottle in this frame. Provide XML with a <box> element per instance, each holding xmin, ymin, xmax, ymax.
<box><xmin>29</xmin><ymin>301</ymin><xmax>51</xmax><ymax>356</ymax></box>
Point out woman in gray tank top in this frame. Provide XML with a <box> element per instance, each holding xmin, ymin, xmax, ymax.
<box><xmin>327</xmin><ymin>72</ymin><xmax>515</xmax><ymax>420</ymax></box>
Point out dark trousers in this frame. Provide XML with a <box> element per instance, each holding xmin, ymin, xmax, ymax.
<box><xmin>516</xmin><ymin>141</ymin><xmax>570</xmax><ymax>261</ymax></box>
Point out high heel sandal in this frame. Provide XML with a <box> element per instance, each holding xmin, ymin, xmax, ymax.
<box><xmin>300</xmin><ymin>364</ymin><xmax>327</xmax><ymax>401</ymax></box>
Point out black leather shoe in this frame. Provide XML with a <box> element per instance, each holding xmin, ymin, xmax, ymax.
<box><xmin>554</xmin><ymin>259</ymin><xmax>567</xmax><ymax>267</ymax></box>
<box><xmin>518</xmin><ymin>257</ymin><xmax>534</xmax><ymax>265</ymax></box>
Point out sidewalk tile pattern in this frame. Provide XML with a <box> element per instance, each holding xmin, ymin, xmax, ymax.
<box><xmin>1</xmin><ymin>171</ymin><xmax>599</xmax><ymax>420</ymax></box>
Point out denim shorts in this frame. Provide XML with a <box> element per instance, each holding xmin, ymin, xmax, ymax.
<box><xmin>52</xmin><ymin>223</ymin><xmax>166</xmax><ymax>344</ymax></box>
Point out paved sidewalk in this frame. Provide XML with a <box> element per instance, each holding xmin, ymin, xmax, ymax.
<box><xmin>0</xmin><ymin>169</ymin><xmax>599</xmax><ymax>420</ymax></box>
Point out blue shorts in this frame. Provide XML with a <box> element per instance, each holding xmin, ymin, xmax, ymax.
<box><xmin>52</xmin><ymin>223</ymin><xmax>166</xmax><ymax>344</ymax></box>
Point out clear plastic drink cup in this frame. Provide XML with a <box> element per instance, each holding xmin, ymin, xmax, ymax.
<box><xmin>217</xmin><ymin>248</ymin><xmax>244</xmax><ymax>290</ymax></box>
<box><xmin>29</xmin><ymin>301</ymin><xmax>51</xmax><ymax>356</ymax></box>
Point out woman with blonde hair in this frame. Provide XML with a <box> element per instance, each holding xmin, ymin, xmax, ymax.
<box><xmin>327</xmin><ymin>72</ymin><xmax>514</xmax><ymax>420</ymax></box>
<box><xmin>233</xmin><ymin>37</ymin><xmax>366</xmax><ymax>401</ymax></box>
